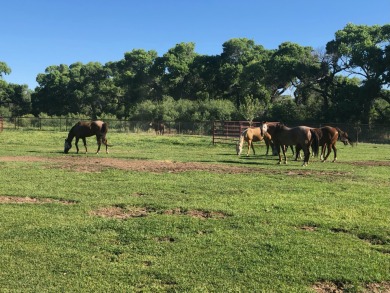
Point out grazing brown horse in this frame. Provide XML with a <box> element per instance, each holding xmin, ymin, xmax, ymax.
<box><xmin>335</xmin><ymin>127</ymin><xmax>353</xmax><ymax>145</ymax></box>
<box><xmin>236</xmin><ymin>127</ymin><xmax>273</xmax><ymax>156</ymax></box>
<box><xmin>262</xmin><ymin>122</ymin><xmax>319</xmax><ymax>166</ymax></box>
<box><xmin>150</xmin><ymin>121</ymin><xmax>165</xmax><ymax>135</ymax></box>
<box><xmin>64</xmin><ymin>121</ymin><xmax>110</xmax><ymax>154</ymax></box>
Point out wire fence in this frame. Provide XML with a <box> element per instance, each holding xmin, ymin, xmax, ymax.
<box><xmin>0</xmin><ymin>116</ymin><xmax>389</xmax><ymax>144</ymax></box>
<box><xmin>0</xmin><ymin>117</ymin><xmax>212</xmax><ymax>136</ymax></box>
<box><xmin>212</xmin><ymin>121</ymin><xmax>390</xmax><ymax>145</ymax></box>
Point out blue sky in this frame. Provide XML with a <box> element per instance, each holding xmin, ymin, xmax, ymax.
<box><xmin>1</xmin><ymin>0</ymin><xmax>389</xmax><ymax>89</ymax></box>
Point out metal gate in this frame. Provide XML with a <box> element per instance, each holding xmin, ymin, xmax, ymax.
<box><xmin>212</xmin><ymin>121</ymin><xmax>262</xmax><ymax>144</ymax></box>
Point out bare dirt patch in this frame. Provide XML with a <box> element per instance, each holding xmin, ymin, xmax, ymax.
<box><xmin>346</xmin><ymin>160</ymin><xmax>390</xmax><ymax>167</ymax></box>
<box><xmin>90</xmin><ymin>206</ymin><xmax>228</xmax><ymax>220</ymax></box>
<box><xmin>0</xmin><ymin>155</ymin><xmax>256</xmax><ymax>173</ymax></box>
<box><xmin>163</xmin><ymin>208</ymin><xmax>227</xmax><ymax>219</ymax></box>
<box><xmin>312</xmin><ymin>281</ymin><xmax>390</xmax><ymax>293</ymax></box>
<box><xmin>0</xmin><ymin>196</ymin><xmax>76</xmax><ymax>204</ymax></box>
<box><xmin>90</xmin><ymin>206</ymin><xmax>149</xmax><ymax>219</ymax></box>
<box><xmin>0</xmin><ymin>155</ymin><xmax>353</xmax><ymax>176</ymax></box>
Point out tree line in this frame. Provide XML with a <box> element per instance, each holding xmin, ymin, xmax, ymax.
<box><xmin>1</xmin><ymin>23</ymin><xmax>389</xmax><ymax>124</ymax></box>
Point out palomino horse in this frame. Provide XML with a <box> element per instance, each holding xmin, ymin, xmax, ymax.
<box><xmin>64</xmin><ymin>121</ymin><xmax>110</xmax><ymax>154</ymax></box>
<box><xmin>262</xmin><ymin>122</ymin><xmax>319</xmax><ymax>166</ymax></box>
<box><xmin>236</xmin><ymin>127</ymin><xmax>273</xmax><ymax>156</ymax></box>
<box><xmin>150</xmin><ymin>121</ymin><xmax>165</xmax><ymax>135</ymax></box>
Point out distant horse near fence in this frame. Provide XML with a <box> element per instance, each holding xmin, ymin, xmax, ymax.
<box><xmin>150</xmin><ymin>122</ymin><xmax>165</xmax><ymax>135</ymax></box>
<box><xmin>64</xmin><ymin>121</ymin><xmax>111</xmax><ymax>154</ymax></box>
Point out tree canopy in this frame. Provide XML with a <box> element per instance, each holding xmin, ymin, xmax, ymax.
<box><xmin>1</xmin><ymin>23</ymin><xmax>389</xmax><ymax>124</ymax></box>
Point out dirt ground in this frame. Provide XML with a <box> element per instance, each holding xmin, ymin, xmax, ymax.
<box><xmin>1</xmin><ymin>155</ymin><xmax>377</xmax><ymax>174</ymax></box>
<box><xmin>0</xmin><ymin>155</ymin><xmax>258</xmax><ymax>174</ymax></box>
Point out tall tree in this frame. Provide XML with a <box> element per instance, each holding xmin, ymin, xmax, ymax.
<box><xmin>219</xmin><ymin>38</ymin><xmax>266</xmax><ymax>106</ymax></box>
<box><xmin>326</xmin><ymin>23</ymin><xmax>390</xmax><ymax>123</ymax></box>
<box><xmin>33</xmin><ymin>64</ymin><xmax>71</xmax><ymax>115</ymax></box>
<box><xmin>159</xmin><ymin>42</ymin><xmax>197</xmax><ymax>99</ymax></box>
<box><xmin>113</xmin><ymin>49</ymin><xmax>158</xmax><ymax>118</ymax></box>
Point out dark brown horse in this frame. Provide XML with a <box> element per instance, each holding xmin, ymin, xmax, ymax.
<box><xmin>262</xmin><ymin>122</ymin><xmax>319</xmax><ymax>166</ymax></box>
<box><xmin>261</xmin><ymin>121</ymin><xmax>296</xmax><ymax>157</ymax></box>
<box><xmin>150</xmin><ymin>121</ymin><xmax>165</xmax><ymax>135</ymax></box>
<box><xmin>64</xmin><ymin>121</ymin><xmax>110</xmax><ymax>154</ymax></box>
<box><xmin>236</xmin><ymin>127</ymin><xmax>273</xmax><ymax>156</ymax></box>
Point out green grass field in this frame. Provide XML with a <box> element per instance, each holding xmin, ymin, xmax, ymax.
<box><xmin>0</xmin><ymin>131</ymin><xmax>389</xmax><ymax>292</ymax></box>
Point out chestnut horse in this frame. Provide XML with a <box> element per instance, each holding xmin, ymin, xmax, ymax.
<box><xmin>262</xmin><ymin>122</ymin><xmax>319</xmax><ymax>166</ymax></box>
<box><xmin>64</xmin><ymin>121</ymin><xmax>110</xmax><ymax>154</ymax></box>
<box><xmin>236</xmin><ymin>127</ymin><xmax>273</xmax><ymax>156</ymax></box>
<box><xmin>150</xmin><ymin>121</ymin><xmax>165</xmax><ymax>135</ymax></box>
<box><xmin>335</xmin><ymin>127</ymin><xmax>353</xmax><ymax>145</ymax></box>
<box><xmin>296</xmin><ymin>126</ymin><xmax>352</xmax><ymax>162</ymax></box>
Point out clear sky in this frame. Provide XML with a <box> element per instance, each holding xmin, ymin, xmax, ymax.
<box><xmin>1</xmin><ymin>0</ymin><xmax>389</xmax><ymax>89</ymax></box>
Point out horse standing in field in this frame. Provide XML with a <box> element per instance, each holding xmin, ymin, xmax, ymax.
<box><xmin>236</xmin><ymin>127</ymin><xmax>273</xmax><ymax>156</ymax></box>
<box><xmin>262</xmin><ymin>122</ymin><xmax>319</xmax><ymax>166</ymax></box>
<box><xmin>64</xmin><ymin>121</ymin><xmax>110</xmax><ymax>154</ymax></box>
<box><xmin>296</xmin><ymin>126</ymin><xmax>353</xmax><ymax>162</ymax></box>
<box><xmin>150</xmin><ymin>121</ymin><xmax>165</xmax><ymax>135</ymax></box>
<box><xmin>261</xmin><ymin>121</ymin><xmax>296</xmax><ymax>157</ymax></box>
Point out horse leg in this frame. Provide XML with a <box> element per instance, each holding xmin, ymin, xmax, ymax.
<box><xmin>75</xmin><ymin>138</ymin><xmax>80</xmax><ymax>153</ymax></box>
<box><xmin>95</xmin><ymin>136</ymin><xmax>101</xmax><ymax>154</ymax></box>
<box><xmin>276</xmin><ymin>145</ymin><xmax>283</xmax><ymax>164</ymax></box>
<box><xmin>322</xmin><ymin>143</ymin><xmax>332</xmax><ymax>162</ymax></box>
<box><xmin>331</xmin><ymin>144</ymin><xmax>337</xmax><ymax>162</ymax></box>
<box><xmin>302</xmin><ymin>146</ymin><xmax>310</xmax><ymax>166</ymax></box>
<box><xmin>290</xmin><ymin>145</ymin><xmax>294</xmax><ymax>156</ymax></box>
<box><xmin>251</xmin><ymin>141</ymin><xmax>256</xmax><ymax>156</ymax></box>
<box><xmin>295</xmin><ymin>145</ymin><xmax>301</xmax><ymax>161</ymax></box>
<box><xmin>82</xmin><ymin>137</ymin><xmax>87</xmax><ymax>153</ymax></box>
<box><xmin>246</xmin><ymin>139</ymin><xmax>252</xmax><ymax>156</ymax></box>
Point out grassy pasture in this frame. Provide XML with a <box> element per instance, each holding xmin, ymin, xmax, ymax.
<box><xmin>0</xmin><ymin>131</ymin><xmax>389</xmax><ymax>292</ymax></box>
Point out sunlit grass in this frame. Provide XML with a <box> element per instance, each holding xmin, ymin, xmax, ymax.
<box><xmin>0</xmin><ymin>131</ymin><xmax>389</xmax><ymax>292</ymax></box>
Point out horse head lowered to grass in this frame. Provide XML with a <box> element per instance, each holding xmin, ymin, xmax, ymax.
<box><xmin>64</xmin><ymin>121</ymin><xmax>111</xmax><ymax>154</ymax></box>
<box><xmin>236</xmin><ymin>127</ymin><xmax>273</xmax><ymax>156</ymax></box>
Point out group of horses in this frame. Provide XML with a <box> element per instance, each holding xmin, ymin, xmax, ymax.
<box><xmin>236</xmin><ymin>122</ymin><xmax>352</xmax><ymax>166</ymax></box>
<box><xmin>63</xmin><ymin>120</ymin><xmax>351</xmax><ymax>166</ymax></box>
<box><xmin>63</xmin><ymin>120</ymin><xmax>165</xmax><ymax>154</ymax></box>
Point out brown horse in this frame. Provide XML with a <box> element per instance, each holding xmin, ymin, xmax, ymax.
<box><xmin>64</xmin><ymin>121</ymin><xmax>110</xmax><ymax>154</ymax></box>
<box><xmin>262</xmin><ymin>122</ymin><xmax>319</xmax><ymax>166</ymax></box>
<box><xmin>261</xmin><ymin>121</ymin><xmax>297</xmax><ymax>157</ymax></box>
<box><xmin>296</xmin><ymin>126</ymin><xmax>352</xmax><ymax>162</ymax></box>
<box><xmin>150</xmin><ymin>121</ymin><xmax>165</xmax><ymax>135</ymax></box>
<box><xmin>335</xmin><ymin>127</ymin><xmax>353</xmax><ymax>145</ymax></box>
<box><xmin>236</xmin><ymin>127</ymin><xmax>273</xmax><ymax>156</ymax></box>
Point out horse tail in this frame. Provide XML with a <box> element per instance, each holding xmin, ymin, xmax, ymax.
<box><xmin>101</xmin><ymin>122</ymin><xmax>108</xmax><ymax>134</ymax></box>
<box><xmin>310</xmin><ymin>129</ymin><xmax>319</xmax><ymax>157</ymax></box>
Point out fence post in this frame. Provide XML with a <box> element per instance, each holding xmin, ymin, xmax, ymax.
<box><xmin>212</xmin><ymin>121</ymin><xmax>216</xmax><ymax>144</ymax></box>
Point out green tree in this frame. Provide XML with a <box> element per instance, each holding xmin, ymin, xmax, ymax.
<box><xmin>113</xmin><ymin>49</ymin><xmax>158</xmax><ymax>118</ymax></box>
<box><xmin>33</xmin><ymin>64</ymin><xmax>71</xmax><ymax>115</ymax></box>
<box><xmin>219</xmin><ymin>38</ymin><xmax>266</xmax><ymax>107</ymax></box>
<box><xmin>157</xmin><ymin>42</ymin><xmax>197</xmax><ymax>99</ymax></box>
<box><xmin>326</xmin><ymin>23</ymin><xmax>390</xmax><ymax>123</ymax></box>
